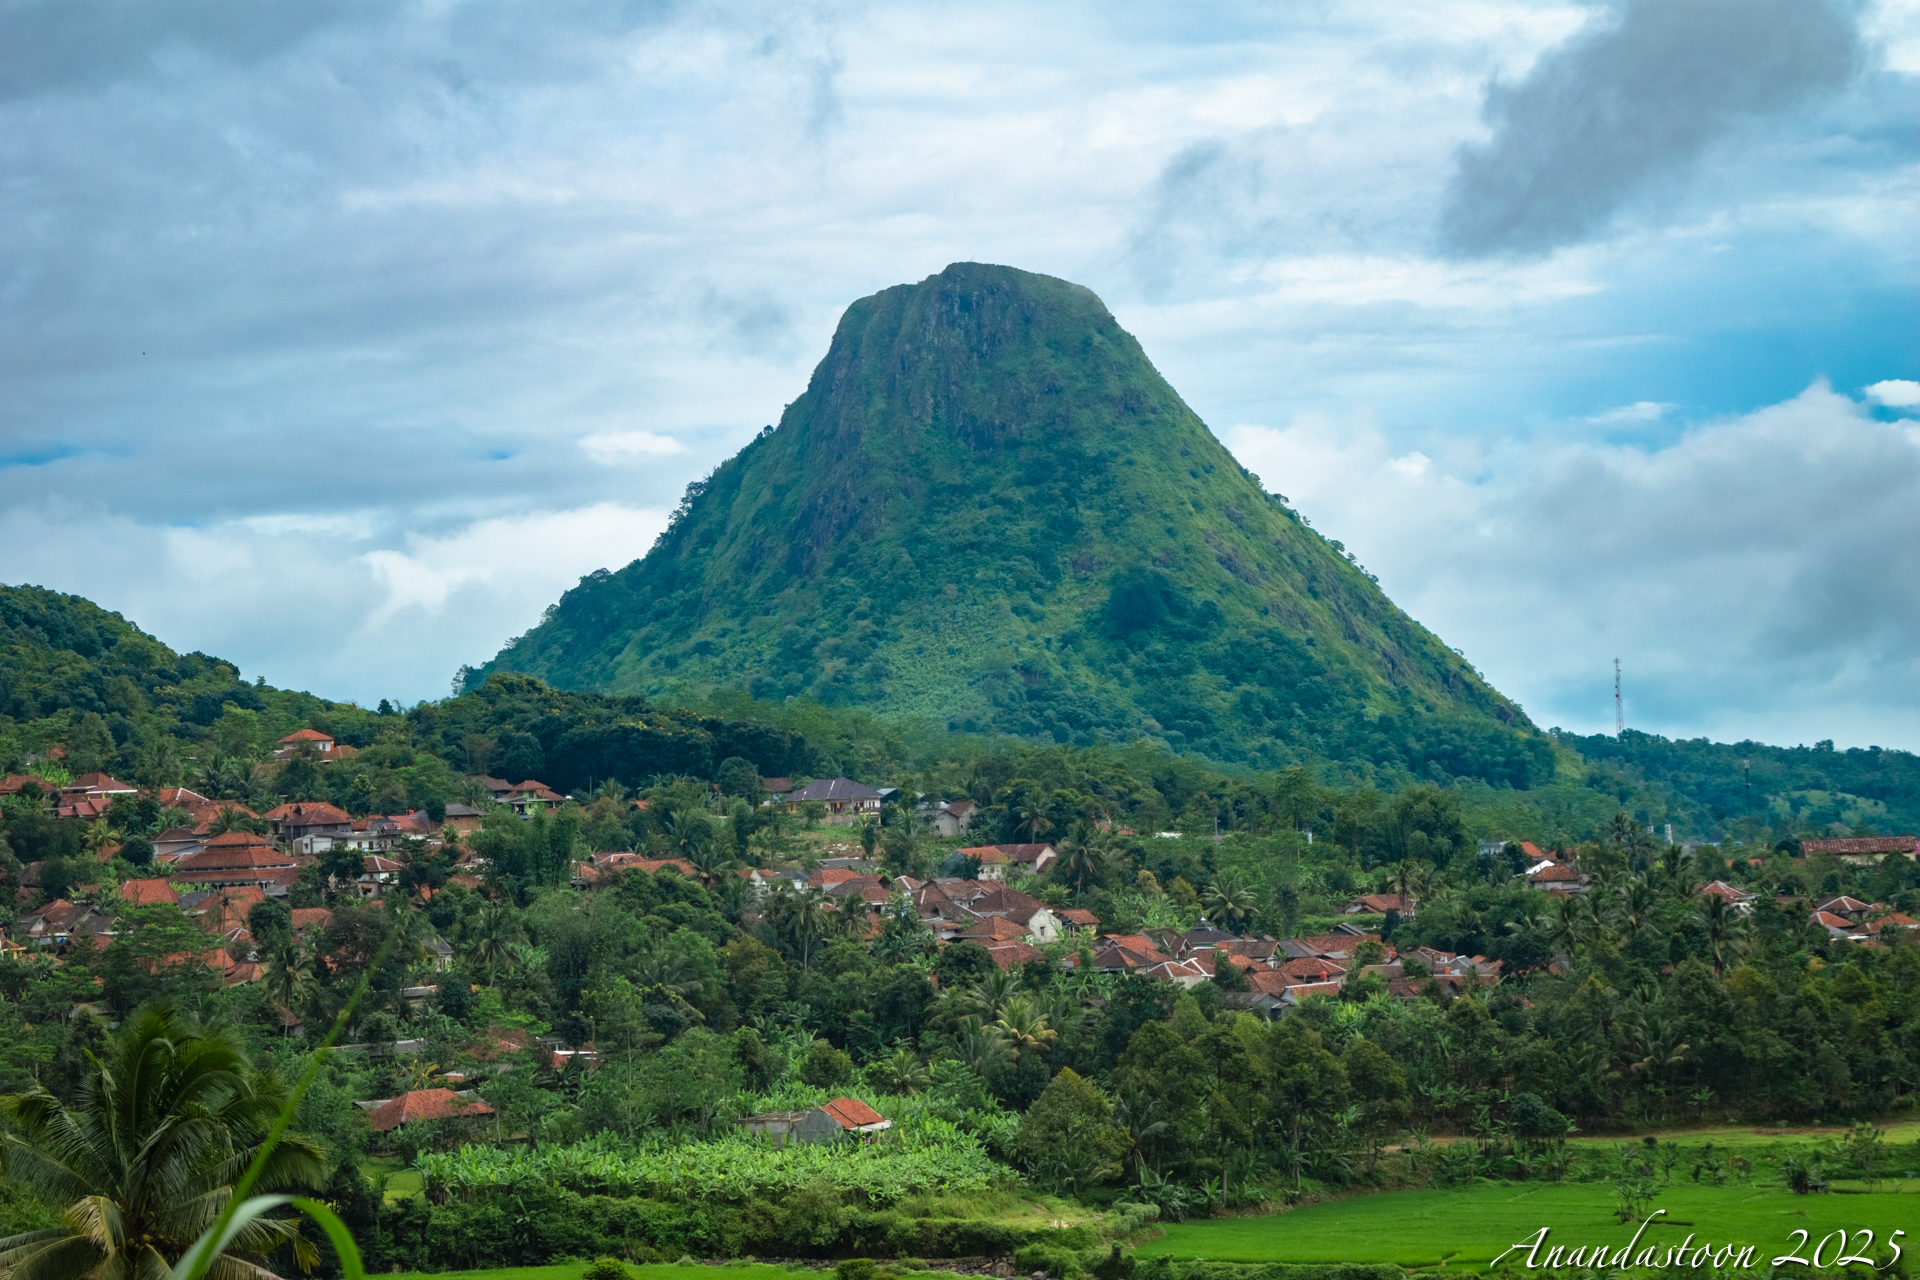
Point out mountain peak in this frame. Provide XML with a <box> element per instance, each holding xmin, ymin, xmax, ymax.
<box><xmin>475</xmin><ymin>267</ymin><xmax>1543</xmax><ymax>781</ymax></box>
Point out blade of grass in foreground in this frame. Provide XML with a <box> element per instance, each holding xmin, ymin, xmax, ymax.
<box><xmin>167</xmin><ymin>922</ymin><xmax>402</xmax><ymax>1280</ymax></box>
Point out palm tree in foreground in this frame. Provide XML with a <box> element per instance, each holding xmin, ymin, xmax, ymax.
<box><xmin>0</xmin><ymin>1002</ymin><xmax>328</xmax><ymax>1280</ymax></box>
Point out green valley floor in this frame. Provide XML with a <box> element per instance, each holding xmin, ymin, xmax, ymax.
<box><xmin>1133</xmin><ymin>1179</ymin><xmax>1920</xmax><ymax>1272</ymax></box>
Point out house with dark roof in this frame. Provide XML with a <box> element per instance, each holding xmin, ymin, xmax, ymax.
<box><xmin>775</xmin><ymin>777</ymin><xmax>885</xmax><ymax>822</ymax></box>
<box><xmin>924</xmin><ymin>798</ymin><xmax>978</xmax><ymax>836</ymax></box>
<box><xmin>14</xmin><ymin>900</ymin><xmax>116</xmax><ymax>948</ymax></box>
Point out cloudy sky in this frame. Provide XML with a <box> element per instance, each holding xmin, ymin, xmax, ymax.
<box><xmin>2</xmin><ymin>0</ymin><xmax>1916</xmax><ymax>748</ymax></box>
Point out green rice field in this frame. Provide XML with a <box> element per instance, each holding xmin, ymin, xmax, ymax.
<box><xmin>1133</xmin><ymin>1180</ymin><xmax>1920</xmax><ymax>1272</ymax></box>
<box><xmin>386</xmin><ymin>1266</ymin><xmax>803</xmax><ymax>1280</ymax></box>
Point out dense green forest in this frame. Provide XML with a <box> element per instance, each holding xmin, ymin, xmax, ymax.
<box><xmin>4</xmin><ymin>785</ymin><xmax>1919</xmax><ymax>1272</ymax></box>
<box><xmin>6</xmin><ymin>581</ymin><xmax>1920</xmax><ymax>1278</ymax></box>
<box><xmin>1559</xmin><ymin>727</ymin><xmax>1920</xmax><ymax>840</ymax></box>
<box><xmin>469</xmin><ymin>264</ymin><xmax>1546</xmax><ymax>785</ymax></box>
<box><xmin>6</xmin><ymin>581</ymin><xmax>1920</xmax><ymax>855</ymax></box>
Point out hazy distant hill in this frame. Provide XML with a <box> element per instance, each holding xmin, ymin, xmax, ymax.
<box><xmin>473</xmin><ymin>263</ymin><xmax>1553</xmax><ymax>785</ymax></box>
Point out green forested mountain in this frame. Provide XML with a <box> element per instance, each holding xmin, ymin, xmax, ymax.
<box><xmin>1560</xmin><ymin>727</ymin><xmax>1920</xmax><ymax>841</ymax></box>
<box><xmin>472</xmin><ymin>263</ymin><xmax>1549</xmax><ymax>786</ymax></box>
<box><xmin>0</xmin><ymin>583</ymin><xmax>361</xmax><ymax>770</ymax></box>
<box><xmin>0</xmin><ymin>585</ymin><xmax>809</xmax><ymax>807</ymax></box>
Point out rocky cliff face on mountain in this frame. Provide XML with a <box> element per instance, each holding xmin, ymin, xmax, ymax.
<box><xmin>474</xmin><ymin>263</ymin><xmax>1550</xmax><ymax>783</ymax></box>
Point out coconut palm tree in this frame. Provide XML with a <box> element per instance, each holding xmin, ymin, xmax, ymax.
<box><xmin>469</xmin><ymin>902</ymin><xmax>523</xmax><ymax>988</ymax></box>
<box><xmin>135</xmin><ymin>738</ymin><xmax>186</xmax><ymax>789</ymax></box>
<box><xmin>81</xmin><ymin>820</ymin><xmax>118</xmax><ymax>861</ymax></box>
<box><xmin>685</xmin><ymin>838</ymin><xmax>734</xmax><ymax>886</ymax></box>
<box><xmin>951</xmin><ymin>1016</ymin><xmax>1011</xmax><ymax>1077</ymax></box>
<box><xmin>957</xmin><ymin>968</ymin><xmax>1023</xmax><ymax>1022</ymax></box>
<box><xmin>782</xmin><ymin>885</ymin><xmax>831</xmax><ymax>968</ymax></box>
<box><xmin>1201</xmin><ymin>869</ymin><xmax>1260</xmax><ymax>932</ymax></box>
<box><xmin>870</xmin><ymin>1046</ymin><xmax>930</xmax><ymax>1096</ymax></box>
<box><xmin>992</xmin><ymin>997</ymin><xmax>1057</xmax><ymax>1060</ymax></box>
<box><xmin>1054</xmin><ymin>823</ymin><xmax>1105</xmax><ymax>896</ymax></box>
<box><xmin>1691</xmin><ymin>894</ymin><xmax>1749</xmax><ymax>975</ymax></box>
<box><xmin>262</xmin><ymin>938</ymin><xmax>315</xmax><ymax>1036</ymax></box>
<box><xmin>208</xmin><ymin>807</ymin><xmax>263</xmax><ymax>837</ymax></box>
<box><xmin>0</xmin><ymin>1003</ymin><xmax>327</xmax><ymax>1280</ymax></box>
<box><xmin>663</xmin><ymin>809</ymin><xmax>712</xmax><ymax>863</ymax></box>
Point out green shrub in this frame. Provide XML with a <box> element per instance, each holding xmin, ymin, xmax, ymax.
<box><xmin>839</xmin><ymin>1261</ymin><xmax>882</xmax><ymax>1280</ymax></box>
<box><xmin>1015</xmin><ymin>1242</ymin><xmax>1089</xmax><ymax>1279</ymax></box>
<box><xmin>802</xmin><ymin>1040</ymin><xmax>855</xmax><ymax>1087</ymax></box>
<box><xmin>583</xmin><ymin>1258</ymin><xmax>631</xmax><ymax>1280</ymax></box>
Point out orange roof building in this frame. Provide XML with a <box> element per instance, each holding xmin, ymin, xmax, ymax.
<box><xmin>118</xmin><ymin>878</ymin><xmax>179</xmax><ymax>907</ymax></box>
<box><xmin>170</xmin><ymin>833</ymin><xmax>308</xmax><ymax>889</ymax></box>
<box><xmin>368</xmin><ymin>1088</ymin><xmax>494</xmax><ymax>1132</ymax></box>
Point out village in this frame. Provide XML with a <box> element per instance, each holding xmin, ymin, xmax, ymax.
<box><xmin>7</xmin><ymin>725</ymin><xmax>1920</xmax><ymax>1157</ymax></box>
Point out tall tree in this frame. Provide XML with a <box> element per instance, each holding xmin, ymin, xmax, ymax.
<box><xmin>0</xmin><ymin>1003</ymin><xmax>328</xmax><ymax>1280</ymax></box>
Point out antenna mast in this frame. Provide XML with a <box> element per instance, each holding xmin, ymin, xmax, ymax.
<box><xmin>1614</xmin><ymin>658</ymin><xmax>1623</xmax><ymax>736</ymax></box>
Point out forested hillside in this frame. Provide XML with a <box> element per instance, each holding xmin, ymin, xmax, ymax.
<box><xmin>471</xmin><ymin>264</ymin><xmax>1550</xmax><ymax>787</ymax></box>
<box><xmin>1562</xmin><ymin>727</ymin><xmax>1920</xmax><ymax>839</ymax></box>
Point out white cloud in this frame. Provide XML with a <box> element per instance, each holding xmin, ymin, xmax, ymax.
<box><xmin>1226</xmin><ymin>383</ymin><xmax>1920</xmax><ymax>749</ymax></box>
<box><xmin>0</xmin><ymin>0</ymin><xmax>1910</xmax><ymax>746</ymax></box>
<box><xmin>0</xmin><ymin>502</ymin><xmax>665</xmax><ymax>703</ymax></box>
<box><xmin>1587</xmin><ymin>400</ymin><xmax>1671</xmax><ymax>423</ymax></box>
<box><xmin>1866</xmin><ymin>379</ymin><xmax>1920</xmax><ymax>407</ymax></box>
<box><xmin>361</xmin><ymin>503</ymin><xmax>666</xmax><ymax>621</ymax></box>
<box><xmin>578</xmin><ymin>431</ymin><xmax>689</xmax><ymax>463</ymax></box>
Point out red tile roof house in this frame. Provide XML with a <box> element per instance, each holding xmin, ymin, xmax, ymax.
<box><xmin>117</xmin><ymin>878</ymin><xmax>180</xmax><ymax>908</ymax></box>
<box><xmin>1800</xmin><ymin>835</ymin><xmax>1918</xmax><ymax>865</ymax></box>
<box><xmin>573</xmin><ymin>853</ymin><xmax>699</xmax><ymax>886</ymax></box>
<box><xmin>1280</xmin><ymin>980</ymin><xmax>1344</xmax><ymax>1011</ymax></box>
<box><xmin>1059</xmin><ymin>907</ymin><xmax>1100</xmax><ymax>936</ymax></box>
<box><xmin>983</xmin><ymin>941</ymin><xmax>1046</xmax><ymax>971</ymax></box>
<box><xmin>1279</xmin><ymin>934</ymin><xmax>1386</xmax><ymax>962</ymax></box>
<box><xmin>1811</xmin><ymin>910</ymin><xmax>1874</xmax><ymax>941</ymax></box>
<box><xmin>367</xmin><ymin>1088</ymin><xmax>495</xmax><ymax>1136</ymax></box>
<box><xmin>265</xmin><ymin>802</ymin><xmax>354</xmax><ymax>849</ymax></box>
<box><xmin>1701</xmin><ymin>881</ymin><xmax>1757</xmax><ymax>913</ymax></box>
<box><xmin>956</xmin><ymin>843</ymin><xmax>1057</xmax><ymax>880</ymax></box>
<box><xmin>1526</xmin><ymin>862</ymin><xmax>1588</xmax><ymax>893</ymax></box>
<box><xmin>1344</xmin><ymin>893</ymin><xmax>1417</xmax><ymax>918</ymax></box>
<box><xmin>1086</xmin><ymin>934</ymin><xmax>1172</xmax><ymax>972</ymax></box>
<box><xmin>1140</xmin><ymin>956</ymin><xmax>1215</xmax><ymax>988</ymax></box>
<box><xmin>170</xmin><ymin>833</ymin><xmax>310</xmax><ymax>891</ymax></box>
<box><xmin>274</xmin><ymin>729</ymin><xmax>339</xmax><ymax>760</ymax></box>
<box><xmin>740</xmin><ymin>1097</ymin><xmax>892</xmax><ymax>1145</ymax></box>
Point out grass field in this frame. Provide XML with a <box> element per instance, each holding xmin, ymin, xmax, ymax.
<box><xmin>386</xmin><ymin>1265</ymin><xmax>807</xmax><ymax>1280</ymax></box>
<box><xmin>1133</xmin><ymin>1180</ymin><xmax>1920</xmax><ymax>1272</ymax></box>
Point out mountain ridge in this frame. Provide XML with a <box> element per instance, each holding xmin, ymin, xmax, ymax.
<box><xmin>473</xmin><ymin>262</ymin><xmax>1548</xmax><ymax>783</ymax></box>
